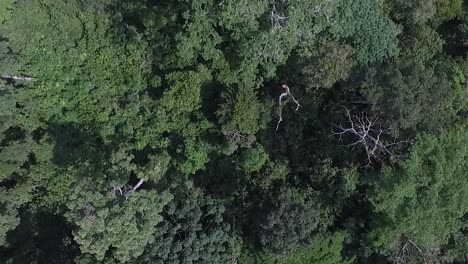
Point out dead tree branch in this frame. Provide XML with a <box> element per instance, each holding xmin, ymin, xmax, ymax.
<box><xmin>270</xmin><ymin>1</ymin><xmax>288</xmax><ymax>30</ymax></box>
<box><xmin>394</xmin><ymin>237</ymin><xmax>428</xmax><ymax>264</ymax></box>
<box><xmin>226</xmin><ymin>130</ymin><xmax>249</xmax><ymax>142</ymax></box>
<box><xmin>332</xmin><ymin>107</ymin><xmax>407</xmax><ymax>165</ymax></box>
<box><xmin>312</xmin><ymin>0</ymin><xmax>334</xmax><ymax>24</ymax></box>
<box><xmin>1</xmin><ymin>74</ymin><xmax>36</xmax><ymax>82</ymax></box>
<box><xmin>124</xmin><ymin>178</ymin><xmax>145</xmax><ymax>199</ymax></box>
<box><xmin>112</xmin><ymin>179</ymin><xmax>145</xmax><ymax>205</ymax></box>
<box><xmin>276</xmin><ymin>84</ymin><xmax>301</xmax><ymax>131</ymax></box>
<box><xmin>351</xmin><ymin>100</ymin><xmax>371</xmax><ymax>105</ymax></box>
<box><xmin>112</xmin><ymin>186</ymin><xmax>123</xmax><ymax>196</ymax></box>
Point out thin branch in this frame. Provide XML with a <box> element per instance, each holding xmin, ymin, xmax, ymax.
<box><xmin>407</xmin><ymin>239</ymin><xmax>428</xmax><ymax>264</ymax></box>
<box><xmin>311</xmin><ymin>0</ymin><xmax>334</xmax><ymax>25</ymax></box>
<box><xmin>270</xmin><ymin>1</ymin><xmax>288</xmax><ymax>30</ymax></box>
<box><xmin>332</xmin><ymin>107</ymin><xmax>408</xmax><ymax>165</ymax></box>
<box><xmin>395</xmin><ymin>237</ymin><xmax>428</xmax><ymax>264</ymax></box>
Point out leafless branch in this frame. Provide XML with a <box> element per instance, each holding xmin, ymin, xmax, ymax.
<box><xmin>276</xmin><ymin>84</ymin><xmax>301</xmax><ymax>131</ymax></box>
<box><xmin>394</xmin><ymin>237</ymin><xmax>428</xmax><ymax>264</ymax></box>
<box><xmin>312</xmin><ymin>0</ymin><xmax>334</xmax><ymax>24</ymax></box>
<box><xmin>124</xmin><ymin>178</ymin><xmax>145</xmax><ymax>199</ymax></box>
<box><xmin>270</xmin><ymin>1</ymin><xmax>288</xmax><ymax>30</ymax></box>
<box><xmin>351</xmin><ymin>100</ymin><xmax>371</xmax><ymax>105</ymax></box>
<box><xmin>1</xmin><ymin>74</ymin><xmax>36</xmax><ymax>82</ymax></box>
<box><xmin>332</xmin><ymin>107</ymin><xmax>408</xmax><ymax>165</ymax></box>
<box><xmin>226</xmin><ymin>130</ymin><xmax>249</xmax><ymax>142</ymax></box>
<box><xmin>112</xmin><ymin>186</ymin><xmax>123</xmax><ymax>196</ymax></box>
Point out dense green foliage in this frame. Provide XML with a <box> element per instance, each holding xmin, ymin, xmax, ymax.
<box><xmin>0</xmin><ymin>0</ymin><xmax>467</xmax><ymax>263</ymax></box>
<box><xmin>371</xmin><ymin>127</ymin><xmax>468</xmax><ymax>262</ymax></box>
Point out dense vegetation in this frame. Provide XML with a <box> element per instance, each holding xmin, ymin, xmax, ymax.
<box><xmin>0</xmin><ymin>0</ymin><xmax>467</xmax><ymax>263</ymax></box>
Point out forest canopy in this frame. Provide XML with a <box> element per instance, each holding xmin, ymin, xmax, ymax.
<box><xmin>0</xmin><ymin>0</ymin><xmax>467</xmax><ymax>263</ymax></box>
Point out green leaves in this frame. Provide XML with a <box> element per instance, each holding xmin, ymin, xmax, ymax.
<box><xmin>0</xmin><ymin>184</ymin><xmax>32</xmax><ymax>246</ymax></box>
<box><xmin>138</xmin><ymin>188</ymin><xmax>240</xmax><ymax>264</ymax></box>
<box><xmin>363</xmin><ymin>60</ymin><xmax>460</xmax><ymax>134</ymax></box>
<box><xmin>66</xmin><ymin>186</ymin><xmax>173</xmax><ymax>262</ymax></box>
<box><xmin>241</xmin><ymin>144</ymin><xmax>269</xmax><ymax>173</ymax></box>
<box><xmin>300</xmin><ymin>39</ymin><xmax>355</xmax><ymax>90</ymax></box>
<box><xmin>162</xmin><ymin>65</ymin><xmax>212</xmax><ymax>115</ymax></box>
<box><xmin>2</xmin><ymin>0</ymin><xmax>148</xmax><ymax>138</ymax></box>
<box><xmin>332</xmin><ymin>0</ymin><xmax>401</xmax><ymax>64</ymax></box>
<box><xmin>240</xmin><ymin>232</ymin><xmax>354</xmax><ymax>264</ymax></box>
<box><xmin>2</xmin><ymin>0</ymin><xmax>468</xmax><ymax>262</ymax></box>
<box><xmin>371</xmin><ymin>126</ymin><xmax>468</xmax><ymax>253</ymax></box>
<box><xmin>0</xmin><ymin>0</ymin><xmax>14</xmax><ymax>24</ymax></box>
<box><xmin>255</xmin><ymin>188</ymin><xmax>324</xmax><ymax>254</ymax></box>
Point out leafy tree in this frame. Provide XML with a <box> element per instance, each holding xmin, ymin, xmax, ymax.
<box><xmin>299</xmin><ymin>39</ymin><xmax>355</xmax><ymax>90</ymax></box>
<box><xmin>0</xmin><ymin>0</ymin><xmax>14</xmax><ymax>24</ymax></box>
<box><xmin>0</xmin><ymin>79</ymin><xmax>50</xmax><ymax>248</ymax></box>
<box><xmin>1</xmin><ymin>0</ymin><xmax>468</xmax><ymax>262</ymax></box>
<box><xmin>253</xmin><ymin>188</ymin><xmax>329</xmax><ymax>254</ymax></box>
<box><xmin>1</xmin><ymin>0</ymin><xmax>148</xmax><ymax>138</ymax></box>
<box><xmin>398</xmin><ymin>24</ymin><xmax>444</xmax><ymax>65</ymax></box>
<box><xmin>370</xmin><ymin>126</ymin><xmax>468</xmax><ymax>258</ymax></box>
<box><xmin>332</xmin><ymin>0</ymin><xmax>401</xmax><ymax>64</ymax></box>
<box><xmin>362</xmin><ymin>60</ymin><xmax>466</xmax><ymax>134</ymax></box>
<box><xmin>0</xmin><ymin>184</ymin><xmax>31</xmax><ymax>247</ymax></box>
<box><xmin>217</xmin><ymin>85</ymin><xmax>268</xmax><ymax>137</ymax></box>
<box><xmin>386</xmin><ymin>0</ymin><xmax>461</xmax><ymax>25</ymax></box>
<box><xmin>241</xmin><ymin>144</ymin><xmax>269</xmax><ymax>173</ymax></box>
<box><xmin>385</xmin><ymin>0</ymin><xmax>438</xmax><ymax>24</ymax></box>
<box><xmin>239</xmin><ymin>231</ymin><xmax>354</xmax><ymax>264</ymax></box>
<box><xmin>138</xmin><ymin>187</ymin><xmax>240</xmax><ymax>264</ymax></box>
<box><xmin>434</xmin><ymin>0</ymin><xmax>463</xmax><ymax>23</ymax></box>
<box><xmin>66</xmin><ymin>182</ymin><xmax>172</xmax><ymax>262</ymax></box>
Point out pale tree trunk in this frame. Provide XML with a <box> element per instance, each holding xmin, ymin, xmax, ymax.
<box><xmin>124</xmin><ymin>178</ymin><xmax>145</xmax><ymax>199</ymax></box>
<box><xmin>276</xmin><ymin>84</ymin><xmax>301</xmax><ymax>131</ymax></box>
<box><xmin>1</xmin><ymin>74</ymin><xmax>36</xmax><ymax>81</ymax></box>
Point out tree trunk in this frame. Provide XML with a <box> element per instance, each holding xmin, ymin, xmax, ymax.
<box><xmin>1</xmin><ymin>74</ymin><xmax>36</xmax><ymax>81</ymax></box>
<box><xmin>124</xmin><ymin>178</ymin><xmax>145</xmax><ymax>198</ymax></box>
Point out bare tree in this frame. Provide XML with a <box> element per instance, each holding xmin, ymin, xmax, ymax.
<box><xmin>230</xmin><ymin>256</ymin><xmax>237</xmax><ymax>264</ymax></box>
<box><xmin>270</xmin><ymin>1</ymin><xmax>288</xmax><ymax>30</ymax></box>
<box><xmin>312</xmin><ymin>0</ymin><xmax>334</xmax><ymax>24</ymax></box>
<box><xmin>223</xmin><ymin>129</ymin><xmax>255</xmax><ymax>148</ymax></box>
<box><xmin>276</xmin><ymin>84</ymin><xmax>301</xmax><ymax>131</ymax></box>
<box><xmin>394</xmin><ymin>236</ymin><xmax>429</xmax><ymax>264</ymax></box>
<box><xmin>332</xmin><ymin>107</ymin><xmax>407</xmax><ymax>165</ymax></box>
<box><xmin>225</xmin><ymin>130</ymin><xmax>249</xmax><ymax>143</ymax></box>
<box><xmin>1</xmin><ymin>74</ymin><xmax>36</xmax><ymax>82</ymax></box>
